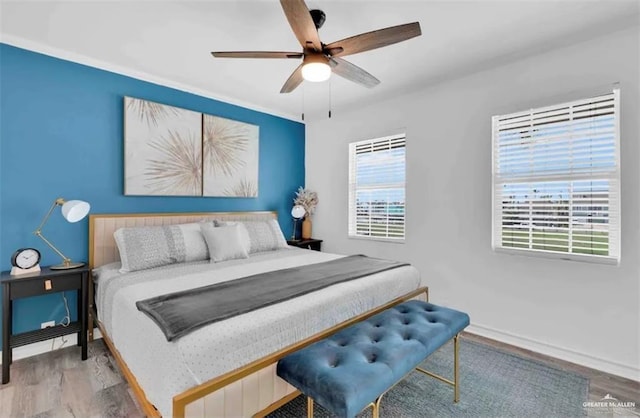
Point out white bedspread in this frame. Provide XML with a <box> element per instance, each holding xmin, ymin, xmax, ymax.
<box><xmin>96</xmin><ymin>248</ymin><xmax>421</xmax><ymax>417</ymax></box>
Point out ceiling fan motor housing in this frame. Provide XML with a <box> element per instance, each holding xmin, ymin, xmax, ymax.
<box><xmin>310</xmin><ymin>9</ymin><xmax>326</xmax><ymax>29</ymax></box>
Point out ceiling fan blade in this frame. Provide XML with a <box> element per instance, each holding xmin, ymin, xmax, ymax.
<box><xmin>280</xmin><ymin>64</ymin><xmax>304</xmax><ymax>93</ymax></box>
<box><xmin>211</xmin><ymin>51</ymin><xmax>303</xmax><ymax>59</ymax></box>
<box><xmin>280</xmin><ymin>0</ymin><xmax>322</xmax><ymax>51</ymax></box>
<box><xmin>326</xmin><ymin>22</ymin><xmax>421</xmax><ymax>57</ymax></box>
<box><xmin>330</xmin><ymin>57</ymin><xmax>380</xmax><ymax>88</ymax></box>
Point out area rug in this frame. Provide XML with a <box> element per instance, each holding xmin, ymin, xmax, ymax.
<box><xmin>267</xmin><ymin>339</ymin><xmax>589</xmax><ymax>418</ymax></box>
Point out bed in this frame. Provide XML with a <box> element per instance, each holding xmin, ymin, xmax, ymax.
<box><xmin>88</xmin><ymin>211</ymin><xmax>426</xmax><ymax>417</ymax></box>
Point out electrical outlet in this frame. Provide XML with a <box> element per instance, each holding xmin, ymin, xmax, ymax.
<box><xmin>41</xmin><ymin>320</ymin><xmax>56</xmax><ymax>329</ymax></box>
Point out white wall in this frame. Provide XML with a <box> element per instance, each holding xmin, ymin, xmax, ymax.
<box><xmin>306</xmin><ymin>26</ymin><xmax>640</xmax><ymax>380</ymax></box>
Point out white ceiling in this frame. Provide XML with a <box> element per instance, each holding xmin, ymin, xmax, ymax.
<box><xmin>1</xmin><ymin>0</ymin><xmax>638</xmax><ymax>121</ymax></box>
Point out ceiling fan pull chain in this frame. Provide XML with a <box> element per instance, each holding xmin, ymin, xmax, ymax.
<box><xmin>328</xmin><ymin>78</ymin><xmax>332</xmax><ymax>118</ymax></box>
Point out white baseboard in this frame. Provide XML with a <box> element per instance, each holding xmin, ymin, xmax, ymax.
<box><xmin>0</xmin><ymin>329</ymin><xmax>102</xmax><ymax>365</ymax></box>
<box><xmin>467</xmin><ymin>323</ymin><xmax>640</xmax><ymax>382</ymax></box>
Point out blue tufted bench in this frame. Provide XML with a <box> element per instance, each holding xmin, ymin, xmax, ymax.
<box><xmin>276</xmin><ymin>300</ymin><xmax>470</xmax><ymax>418</ymax></box>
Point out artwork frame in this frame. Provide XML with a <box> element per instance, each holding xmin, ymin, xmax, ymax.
<box><xmin>123</xmin><ymin>97</ymin><xmax>259</xmax><ymax>197</ymax></box>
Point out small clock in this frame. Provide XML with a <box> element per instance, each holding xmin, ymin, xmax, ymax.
<box><xmin>11</xmin><ymin>248</ymin><xmax>41</xmax><ymax>270</ymax></box>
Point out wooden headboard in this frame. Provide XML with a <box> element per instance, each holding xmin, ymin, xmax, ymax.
<box><xmin>88</xmin><ymin>211</ymin><xmax>277</xmax><ymax>268</ymax></box>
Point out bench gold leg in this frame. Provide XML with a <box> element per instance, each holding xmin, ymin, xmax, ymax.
<box><xmin>454</xmin><ymin>333</ymin><xmax>460</xmax><ymax>403</ymax></box>
<box><xmin>374</xmin><ymin>393</ymin><xmax>384</xmax><ymax>418</ymax></box>
<box><xmin>307</xmin><ymin>397</ymin><xmax>313</xmax><ymax>418</ymax></box>
<box><xmin>414</xmin><ymin>333</ymin><xmax>462</xmax><ymax>404</ymax></box>
<box><xmin>366</xmin><ymin>391</ymin><xmax>385</xmax><ymax>418</ymax></box>
<box><xmin>371</xmin><ymin>402</ymin><xmax>379</xmax><ymax>418</ymax></box>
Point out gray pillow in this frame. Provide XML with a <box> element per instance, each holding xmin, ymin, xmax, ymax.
<box><xmin>215</xmin><ymin>219</ymin><xmax>288</xmax><ymax>253</ymax></box>
<box><xmin>200</xmin><ymin>223</ymin><xmax>249</xmax><ymax>262</ymax></box>
<box><xmin>114</xmin><ymin>223</ymin><xmax>209</xmax><ymax>273</ymax></box>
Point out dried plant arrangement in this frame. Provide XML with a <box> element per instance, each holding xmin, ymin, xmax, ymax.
<box><xmin>293</xmin><ymin>187</ymin><xmax>318</xmax><ymax>217</ymax></box>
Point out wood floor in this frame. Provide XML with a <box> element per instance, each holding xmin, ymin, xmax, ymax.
<box><xmin>0</xmin><ymin>333</ymin><xmax>637</xmax><ymax>418</ymax></box>
<box><xmin>0</xmin><ymin>341</ymin><xmax>144</xmax><ymax>418</ymax></box>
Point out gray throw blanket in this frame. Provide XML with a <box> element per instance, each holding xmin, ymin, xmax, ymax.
<box><xmin>136</xmin><ymin>255</ymin><xmax>409</xmax><ymax>341</ymax></box>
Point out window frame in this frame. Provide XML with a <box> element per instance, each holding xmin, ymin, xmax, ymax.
<box><xmin>491</xmin><ymin>89</ymin><xmax>621</xmax><ymax>265</ymax></box>
<box><xmin>348</xmin><ymin>133</ymin><xmax>407</xmax><ymax>243</ymax></box>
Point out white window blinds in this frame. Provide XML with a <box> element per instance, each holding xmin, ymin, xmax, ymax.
<box><xmin>349</xmin><ymin>134</ymin><xmax>406</xmax><ymax>241</ymax></box>
<box><xmin>492</xmin><ymin>90</ymin><xmax>620</xmax><ymax>263</ymax></box>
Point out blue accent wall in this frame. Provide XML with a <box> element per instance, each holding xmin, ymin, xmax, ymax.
<box><xmin>0</xmin><ymin>43</ymin><xmax>305</xmax><ymax>336</ymax></box>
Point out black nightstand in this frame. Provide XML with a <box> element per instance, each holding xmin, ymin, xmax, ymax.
<box><xmin>1</xmin><ymin>265</ymin><xmax>89</xmax><ymax>384</ymax></box>
<box><xmin>287</xmin><ymin>238</ymin><xmax>323</xmax><ymax>251</ymax></box>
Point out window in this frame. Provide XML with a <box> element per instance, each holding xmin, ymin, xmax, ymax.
<box><xmin>492</xmin><ymin>90</ymin><xmax>620</xmax><ymax>263</ymax></box>
<box><xmin>348</xmin><ymin>134</ymin><xmax>406</xmax><ymax>241</ymax></box>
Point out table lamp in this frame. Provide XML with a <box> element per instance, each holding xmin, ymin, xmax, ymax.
<box><xmin>290</xmin><ymin>205</ymin><xmax>306</xmax><ymax>241</ymax></box>
<box><xmin>34</xmin><ymin>197</ymin><xmax>91</xmax><ymax>270</ymax></box>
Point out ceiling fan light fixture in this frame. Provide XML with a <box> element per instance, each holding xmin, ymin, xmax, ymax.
<box><xmin>301</xmin><ymin>54</ymin><xmax>331</xmax><ymax>82</ymax></box>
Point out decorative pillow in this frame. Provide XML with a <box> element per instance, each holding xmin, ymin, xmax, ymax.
<box><xmin>114</xmin><ymin>223</ymin><xmax>209</xmax><ymax>273</ymax></box>
<box><xmin>215</xmin><ymin>219</ymin><xmax>288</xmax><ymax>253</ymax></box>
<box><xmin>200</xmin><ymin>223</ymin><xmax>249</xmax><ymax>262</ymax></box>
<box><xmin>203</xmin><ymin>221</ymin><xmax>251</xmax><ymax>253</ymax></box>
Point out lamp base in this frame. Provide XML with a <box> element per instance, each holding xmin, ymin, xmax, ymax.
<box><xmin>50</xmin><ymin>261</ymin><xmax>86</xmax><ymax>270</ymax></box>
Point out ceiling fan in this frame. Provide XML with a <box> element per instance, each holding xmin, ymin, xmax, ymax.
<box><xmin>211</xmin><ymin>0</ymin><xmax>422</xmax><ymax>93</ymax></box>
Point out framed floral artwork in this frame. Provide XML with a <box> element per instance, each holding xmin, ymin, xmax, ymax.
<box><xmin>123</xmin><ymin>97</ymin><xmax>259</xmax><ymax>197</ymax></box>
<box><xmin>202</xmin><ymin>114</ymin><xmax>259</xmax><ymax>197</ymax></box>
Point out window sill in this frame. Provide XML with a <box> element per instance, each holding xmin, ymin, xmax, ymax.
<box><xmin>348</xmin><ymin>235</ymin><xmax>405</xmax><ymax>244</ymax></box>
<box><xmin>493</xmin><ymin>246</ymin><xmax>619</xmax><ymax>266</ymax></box>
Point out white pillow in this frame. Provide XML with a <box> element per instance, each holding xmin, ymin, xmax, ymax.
<box><xmin>215</xmin><ymin>219</ymin><xmax>288</xmax><ymax>253</ymax></box>
<box><xmin>200</xmin><ymin>223</ymin><xmax>249</xmax><ymax>262</ymax></box>
<box><xmin>204</xmin><ymin>221</ymin><xmax>251</xmax><ymax>254</ymax></box>
<box><xmin>114</xmin><ymin>223</ymin><xmax>209</xmax><ymax>273</ymax></box>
